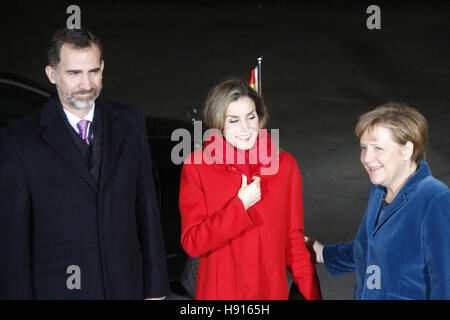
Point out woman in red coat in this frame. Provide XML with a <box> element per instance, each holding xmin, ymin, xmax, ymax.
<box><xmin>179</xmin><ymin>77</ymin><xmax>321</xmax><ymax>300</ymax></box>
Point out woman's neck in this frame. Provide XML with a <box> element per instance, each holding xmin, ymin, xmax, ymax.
<box><xmin>385</xmin><ymin>162</ymin><xmax>418</xmax><ymax>203</ymax></box>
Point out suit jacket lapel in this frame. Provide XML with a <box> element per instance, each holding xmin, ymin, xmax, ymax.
<box><xmin>370</xmin><ymin>162</ymin><xmax>431</xmax><ymax>237</ymax></box>
<box><xmin>39</xmin><ymin>96</ymin><xmax>98</xmax><ymax>191</ymax></box>
<box><xmin>372</xmin><ymin>192</ymin><xmax>407</xmax><ymax>236</ymax></box>
<box><xmin>366</xmin><ymin>187</ymin><xmax>384</xmax><ymax>236</ymax></box>
<box><xmin>98</xmin><ymin>99</ymin><xmax>129</xmax><ymax>190</ymax></box>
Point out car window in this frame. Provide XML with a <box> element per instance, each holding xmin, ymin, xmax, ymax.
<box><xmin>0</xmin><ymin>82</ymin><xmax>48</xmax><ymax>127</ymax></box>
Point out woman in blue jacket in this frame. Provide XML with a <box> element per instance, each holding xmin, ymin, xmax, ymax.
<box><xmin>308</xmin><ymin>103</ymin><xmax>449</xmax><ymax>299</ymax></box>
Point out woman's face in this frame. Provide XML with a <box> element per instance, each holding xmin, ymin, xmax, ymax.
<box><xmin>360</xmin><ymin>125</ymin><xmax>411</xmax><ymax>191</ymax></box>
<box><xmin>223</xmin><ymin>96</ymin><xmax>259</xmax><ymax>150</ymax></box>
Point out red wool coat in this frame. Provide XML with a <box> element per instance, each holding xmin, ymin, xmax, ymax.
<box><xmin>179</xmin><ymin>149</ymin><xmax>322</xmax><ymax>300</ymax></box>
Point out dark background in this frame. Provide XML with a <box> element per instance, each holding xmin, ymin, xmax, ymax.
<box><xmin>2</xmin><ymin>0</ymin><xmax>449</xmax><ymax>299</ymax></box>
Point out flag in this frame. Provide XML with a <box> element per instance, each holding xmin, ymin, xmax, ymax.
<box><xmin>249</xmin><ymin>66</ymin><xmax>259</xmax><ymax>93</ymax></box>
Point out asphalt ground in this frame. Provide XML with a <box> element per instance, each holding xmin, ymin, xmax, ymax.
<box><xmin>2</xmin><ymin>1</ymin><xmax>449</xmax><ymax>300</ymax></box>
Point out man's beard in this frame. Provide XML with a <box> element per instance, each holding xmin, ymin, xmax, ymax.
<box><xmin>59</xmin><ymin>87</ymin><xmax>101</xmax><ymax>110</ymax></box>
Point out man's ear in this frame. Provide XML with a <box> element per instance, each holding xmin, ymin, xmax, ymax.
<box><xmin>45</xmin><ymin>65</ymin><xmax>57</xmax><ymax>84</ymax></box>
<box><xmin>100</xmin><ymin>60</ymin><xmax>105</xmax><ymax>72</ymax></box>
<box><xmin>402</xmin><ymin>141</ymin><xmax>414</xmax><ymax>161</ymax></box>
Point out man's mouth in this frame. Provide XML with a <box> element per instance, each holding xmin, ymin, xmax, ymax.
<box><xmin>74</xmin><ymin>90</ymin><xmax>95</xmax><ymax>99</ymax></box>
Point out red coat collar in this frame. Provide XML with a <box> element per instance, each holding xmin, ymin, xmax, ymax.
<box><xmin>203</xmin><ymin>129</ymin><xmax>277</xmax><ymax>179</ymax></box>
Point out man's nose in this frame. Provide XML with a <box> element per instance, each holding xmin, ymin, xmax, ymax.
<box><xmin>79</xmin><ymin>73</ymin><xmax>92</xmax><ymax>90</ymax></box>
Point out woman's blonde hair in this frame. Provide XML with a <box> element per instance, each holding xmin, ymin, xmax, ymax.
<box><xmin>355</xmin><ymin>102</ymin><xmax>428</xmax><ymax>164</ymax></box>
<box><xmin>203</xmin><ymin>77</ymin><xmax>269</xmax><ymax>131</ymax></box>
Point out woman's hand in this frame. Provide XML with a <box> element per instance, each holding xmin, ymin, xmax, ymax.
<box><xmin>238</xmin><ymin>174</ymin><xmax>261</xmax><ymax>210</ymax></box>
<box><xmin>304</xmin><ymin>236</ymin><xmax>324</xmax><ymax>264</ymax></box>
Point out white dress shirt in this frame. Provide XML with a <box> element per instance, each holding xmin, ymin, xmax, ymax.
<box><xmin>62</xmin><ymin>104</ymin><xmax>95</xmax><ymax>140</ymax></box>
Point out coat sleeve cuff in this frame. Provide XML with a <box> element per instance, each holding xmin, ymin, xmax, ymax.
<box><xmin>323</xmin><ymin>242</ymin><xmax>355</xmax><ymax>276</ymax></box>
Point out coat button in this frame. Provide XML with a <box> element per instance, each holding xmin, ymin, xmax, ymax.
<box><xmin>363</xmin><ymin>261</ymin><xmax>367</xmax><ymax>269</ymax></box>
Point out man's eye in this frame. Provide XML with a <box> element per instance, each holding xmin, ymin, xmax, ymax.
<box><xmin>248</xmin><ymin>115</ymin><xmax>256</xmax><ymax>120</ymax></box>
<box><xmin>375</xmin><ymin>147</ymin><xmax>383</xmax><ymax>151</ymax></box>
<box><xmin>229</xmin><ymin>119</ymin><xmax>238</xmax><ymax>124</ymax></box>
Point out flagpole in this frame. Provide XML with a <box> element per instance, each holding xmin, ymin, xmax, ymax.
<box><xmin>257</xmin><ymin>56</ymin><xmax>263</xmax><ymax>95</ymax></box>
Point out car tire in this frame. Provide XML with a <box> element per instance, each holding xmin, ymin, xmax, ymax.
<box><xmin>180</xmin><ymin>256</ymin><xmax>199</xmax><ymax>299</ymax></box>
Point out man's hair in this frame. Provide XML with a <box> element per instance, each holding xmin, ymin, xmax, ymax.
<box><xmin>203</xmin><ymin>77</ymin><xmax>269</xmax><ymax>131</ymax></box>
<box><xmin>47</xmin><ymin>28</ymin><xmax>103</xmax><ymax>67</ymax></box>
<box><xmin>355</xmin><ymin>102</ymin><xmax>429</xmax><ymax>164</ymax></box>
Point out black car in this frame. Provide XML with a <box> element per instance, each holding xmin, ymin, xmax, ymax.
<box><xmin>0</xmin><ymin>72</ymin><xmax>200</xmax><ymax>298</ymax></box>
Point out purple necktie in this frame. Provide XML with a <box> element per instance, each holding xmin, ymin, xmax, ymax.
<box><xmin>76</xmin><ymin>119</ymin><xmax>91</xmax><ymax>145</ymax></box>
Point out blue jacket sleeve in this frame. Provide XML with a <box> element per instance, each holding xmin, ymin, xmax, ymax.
<box><xmin>323</xmin><ymin>241</ymin><xmax>355</xmax><ymax>276</ymax></box>
<box><xmin>422</xmin><ymin>191</ymin><xmax>450</xmax><ymax>299</ymax></box>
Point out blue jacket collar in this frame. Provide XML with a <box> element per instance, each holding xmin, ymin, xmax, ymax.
<box><xmin>371</xmin><ymin>161</ymin><xmax>431</xmax><ymax>236</ymax></box>
<box><xmin>373</xmin><ymin>161</ymin><xmax>431</xmax><ymax>195</ymax></box>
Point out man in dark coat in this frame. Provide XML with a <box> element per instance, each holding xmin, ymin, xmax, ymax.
<box><xmin>0</xmin><ymin>28</ymin><xmax>169</xmax><ymax>299</ymax></box>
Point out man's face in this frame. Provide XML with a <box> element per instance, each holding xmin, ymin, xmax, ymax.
<box><xmin>45</xmin><ymin>43</ymin><xmax>104</xmax><ymax>111</ymax></box>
